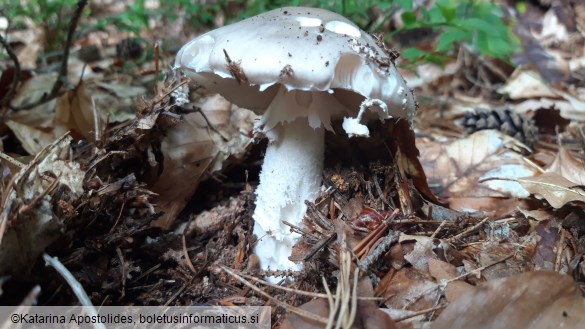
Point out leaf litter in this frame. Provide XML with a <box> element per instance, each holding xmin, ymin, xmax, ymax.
<box><xmin>0</xmin><ymin>1</ymin><xmax>585</xmax><ymax>328</ymax></box>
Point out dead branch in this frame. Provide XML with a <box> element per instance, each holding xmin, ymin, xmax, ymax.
<box><xmin>0</xmin><ymin>34</ymin><xmax>21</xmax><ymax>112</ymax></box>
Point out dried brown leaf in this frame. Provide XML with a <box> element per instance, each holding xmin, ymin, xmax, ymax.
<box><xmin>420</xmin><ymin>130</ymin><xmax>538</xmax><ymax>205</ymax></box>
<box><xmin>7</xmin><ymin>19</ymin><xmax>44</xmax><ymax>68</ymax></box>
<box><xmin>150</xmin><ymin>112</ymin><xmax>217</xmax><ymax>229</ymax></box>
<box><xmin>393</xmin><ymin>119</ymin><xmax>442</xmax><ymax>205</ymax></box>
<box><xmin>55</xmin><ymin>82</ymin><xmax>103</xmax><ymax>141</ymax></box>
<box><xmin>6</xmin><ymin>108</ymin><xmax>68</xmax><ymax>155</ymax></box>
<box><xmin>281</xmin><ymin>277</ymin><xmax>397</xmax><ymax>329</ymax></box>
<box><xmin>498</xmin><ymin>70</ymin><xmax>557</xmax><ymax>99</ymax></box>
<box><xmin>427</xmin><ymin>258</ymin><xmax>474</xmax><ymax>302</ymax></box>
<box><xmin>95</xmin><ymin>81</ymin><xmax>146</xmax><ymax>98</ymax></box>
<box><xmin>533</xmin><ymin>220</ymin><xmax>561</xmax><ymax>271</ymax></box>
<box><xmin>399</xmin><ymin>234</ymin><xmax>436</xmax><ymax>272</ymax></box>
<box><xmin>376</xmin><ymin>267</ymin><xmax>436</xmax><ymax>311</ymax></box>
<box><xmin>431</xmin><ymin>271</ymin><xmax>585</xmax><ymax>329</ymax></box>
<box><xmin>518</xmin><ymin>172</ymin><xmax>585</xmax><ymax>208</ymax></box>
<box><xmin>151</xmin><ymin>95</ymin><xmax>255</xmax><ymax>229</ymax></box>
<box><xmin>546</xmin><ymin>147</ymin><xmax>585</xmax><ymax>186</ymax></box>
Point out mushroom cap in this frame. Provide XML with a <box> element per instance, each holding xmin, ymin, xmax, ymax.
<box><xmin>175</xmin><ymin>6</ymin><xmax>416</xmax><ymax>127</ymax></box>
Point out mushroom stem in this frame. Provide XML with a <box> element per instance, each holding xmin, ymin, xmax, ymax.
<box><xmin>252</xmin><ymin>118</ymin><xmax>324</xmax><ymax>278</ymax></box>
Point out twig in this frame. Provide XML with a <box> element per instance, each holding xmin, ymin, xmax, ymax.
<box><xmin>182</xmin><ymin>234</ymin><xmax>197</xmax><ymax>274</ymax></box>
<box><xmin>20</xmin><ymin>285</ymin><xmax>42</xmax><ymax>306</ymax></box>
<box><xmin>12</xmin><ymin>0</ymin><xmax>88</xmax><ymax>111</ymax></box>
<box><xmin>108</xmin><ymin>200</ymin><xmax>125</xmax><ymax>233</ymax></box>
<box><xmin>18</xmin><ymin>173</ymin><xmax>61</xmax><ymax>216</ymax></box>
<box><xmin>164</xmin><ymin>279</ymin><xmax>192</xmax><ymax>306</ymax></box>
<box><xmin>358</xmin><ymin>230</ymin><xmax>399</xmax><ymax>271</ymax></box>
<box><xmin>403</xmin><ymin>252</ymin><xmax>516</xmax><ymax>310</ymax></box>
<box><xmin>306</xmin><ymin>200</ymin><xmax>334</xmax><ymax>231</ymax></box>
<box><xmin>154</xmin><ymin>43</ymin><xmax>160</xmax><ymax>94</ymax></box>
<box><xmin>0</xmin><ymin>34</ymin><xmax>21</xmax><ymax>112</ymax></box>
<box><xmin>220</xmin><ymin>265</ymin><xmax>330</xmax><ymax>325</ymax></box>
<box><xmin>289</xmin><ymin>233</ymin><xmax>336</xmax><ymax>262</ymax></box>
<box><xmin>193</xmin><ymin>105</ymin><xmax>229</xmax><ymax>142</ymax></box>
<box><xmin>393</xmin><ymin>304</ymin><xmax>446</xmax><ymax>322</ymax></box>
<box><xmin>0</xmin><ymin>151</ymin><xmax>25</xmax><ymax>169</ymax></box>
<box><xmin>233</xmin><ymin>268</ymin><xmax>382</xmax><ymax>301</ymax></box>
<box><xmin>430</xmin><ymin>220</ymin><xmax>447</xmax><ymax>239</ymax></box>
<box><xmin>353</xmin><ymin>209</ymin><xmax>400</xmax><ymax>259</ymax></box>
<box><xmin>115</xmin><ymin>248</ymin><xmax>127</xmax><ymax>300</ymax></box>
<box><xmin>446</xmin><ymin>217</ymin><xmax>489</xmax><ymax>243</ymax></box>
<box><xmin>129</xmin><ymin>264</ymin><xmax>161</xmax><ymax>284</ymax></box>
<box><xmin>282</xmin><ymin>220</ymin><xmax>320</xmax><ymax>242</ymax></box>
<box><xmin>43</xmin><ymin>254</ymin><xmax>106</xmax><ymax>329</ymax></box>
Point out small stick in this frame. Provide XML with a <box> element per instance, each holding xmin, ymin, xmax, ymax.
<box><xmin>220</xmin><ymin>265</ymin><xmax>330</xmax><ymax>325</ymax></box>
<box><xmin>0</xmin><ymin>34</ymin><xmax>21</xmax><ymax>112</ymax></box>
<box><xmin>446</xmin><ymin>217</ymin><xmax>489</xmax><ymax>243</ymax></box>
<box><xmin>0</xmin><ymin>151</ymin><xmax>25</xmax><ymax>169</ymax></box>
<box><xmin>43</xmin><ymin>254</ymin><xmax>106</xmax><ymax>329</ymax></box>
<box><xmin>182</xmin><ymin>235</ymin><xmax>197</xmax><ymax>274</ymax></box>
<box><xmin>233</xmin><ymin>268</ymin><xmax>382</xmax><ymax>300</ymax></box>
<box><xmin>359</xmin><ymin>230</ymin><xmax>399</xmax><ymax>271</ymax></box>
<box><xmin>393</xmin><ymin>304</ymin><xmax>446</xmax><ymax>322</ymax></box>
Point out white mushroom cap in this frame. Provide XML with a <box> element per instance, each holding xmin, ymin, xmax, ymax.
<box><xmin>175</xmin><ymin>6</ymin><xmax>416</xmax><ymax>137</ymax></box>
<box><xmin>175</xmin><ymin>7</ymin><xmax>417</xmax><ymax>280</ymax></box>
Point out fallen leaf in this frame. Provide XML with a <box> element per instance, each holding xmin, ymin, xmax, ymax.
<box><xmin>151</xmin><ymin>94</ymin><xmax>255</xmax><ymax>229</ymax></box>
<box><xmin>546</xmin><ymin>147</ymin><xmax>585</xmax><ymax>186</ymax></box>
<box><xmin>419</xmin><ymin>130</ymin><xmax>538</xmax><ymax>205</ymax></box>
<box><xmin>280</xmin><ymin>297</ymin><xmax>396</xmax><ymax>329</ymax></box>
<box><xmin>6</xmin><ymin>108</ymin><xmax>68</xmax><ymax>155</ymax></box>
<box><xmin>95</xmin><ymin>81</ymin><xmax>147</xmax><ymax>98</ymax></box>
<box><xmin>150</xmin><ymin>112</ymin><xmax>217</xmax><ymax>229</ymax></box>
<box><xmin>498</xmin><ymin>69</ymin><xmax>557</xmax><ymax>99</ymax></box>
<box><xmin>431</xmin><ymin>271</ymin><xmax>585</xmax><ymax>329</ymax></box>
<box><xmin>376</xmin><ymin>267</ymin><xmax>437</xmax><ymax>311</ymax></box>
<box><xmin>55</xmin><ymin>82</ymin><xmax>104</xmax><ymax>141</ymax></box>
<box><xmin>399</xmin><ymin>234</ymin><xmax>436</xmax><ymax>272</ymax></box>
<box><xmin>533</xmin><ymin>220</ymin><xmax>561</xmax><ymax>271</ymax></box>
<box><xmin>427</xmin><ymin>258</ymin><xmax>474</xmax><ymax>302</ymax></box>
<box><xmin>518</xmin><ymin>172</ymin><xmax>585</xmax><ymax>208</ymax></box>
<box><xmin>7</xmin><ymin>18</ymin><xmax>44</xmax><ymax>68</ymax></box>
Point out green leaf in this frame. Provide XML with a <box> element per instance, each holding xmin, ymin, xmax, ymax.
<box><xmin>395</xmin><ymin>0</ymin><xmax>413</xmax><ymax>11</ymax></box>
<box><xmin>401</xmin><ymin>11</ymin><xmax>417</xmax><ymax>27</ymax></box>
<box><xmin>458</xmin><ymin>18</ymin><xmax>502</xmax><ymax>37</ymax></box>
<box><xmin>425</xmin><ymin>54</ymin><xmax>451</xmax><ymax>66</ymax></box>
<box><xmin>436</xmin><ymin>3</ymin><xmax>456</xmax><ymax>23</ymax></box>
<box><xmin>437</xmin><ymin>29</ymin><xmax>468</xmax><ymax>51</ymax></box>
<box><xmin>402</xmin><ymin>48</ymin><xmax>428</xmax><ymax>62</ymax></box>
<box><xmin>427</xmin><ymin>6</ymin><xmax>447</xmax><ymax>24</ymax></box>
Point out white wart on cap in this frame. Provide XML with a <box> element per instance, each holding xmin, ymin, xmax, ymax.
<box><xmin>175</xmin><ymin>7</ymin><xmax>416</xmax><ymax>280</ymax></box>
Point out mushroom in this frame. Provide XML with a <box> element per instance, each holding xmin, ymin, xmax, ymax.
<box><xmin>175</xmin><ymin>7</ymin><xmax>416</xmax><ymax>280</ymax></box>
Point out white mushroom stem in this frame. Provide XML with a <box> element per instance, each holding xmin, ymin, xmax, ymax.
<box><xmin>252</xmin><ymin>118</ymin><xmax>324</xmax><ymax>278</ymax></box>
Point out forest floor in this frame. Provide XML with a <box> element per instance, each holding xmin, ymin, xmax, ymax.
<box><xmin>1</xmin><ymin>1</ymin><xmax>584</xmax><ymax>328</ymax></box>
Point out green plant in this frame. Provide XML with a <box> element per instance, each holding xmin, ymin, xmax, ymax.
<box><xmin>226</xmin><ymin>0</ymin><xmax>519</xmax><ymax>65</ymax></box>
<box><xmin>3</xmin><ymin>0</ymin><xmax>88</xmax><ymax>53</ymax></box>
<box><xmin>394</xmin><ymin>0</ymin><xmax>519</xmax><ymax>65</ymax></box>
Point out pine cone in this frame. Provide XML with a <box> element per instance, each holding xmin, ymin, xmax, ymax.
<box><xmin>462</xmin><ymin>108</ymin><xmax>538</xmax><ymax>146</ymax></box>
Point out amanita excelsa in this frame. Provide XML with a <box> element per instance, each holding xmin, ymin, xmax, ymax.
<box><xmin>175</xmin><ymin>7</ymin><xmax>416</xmax><ymax>280</ymax></box>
